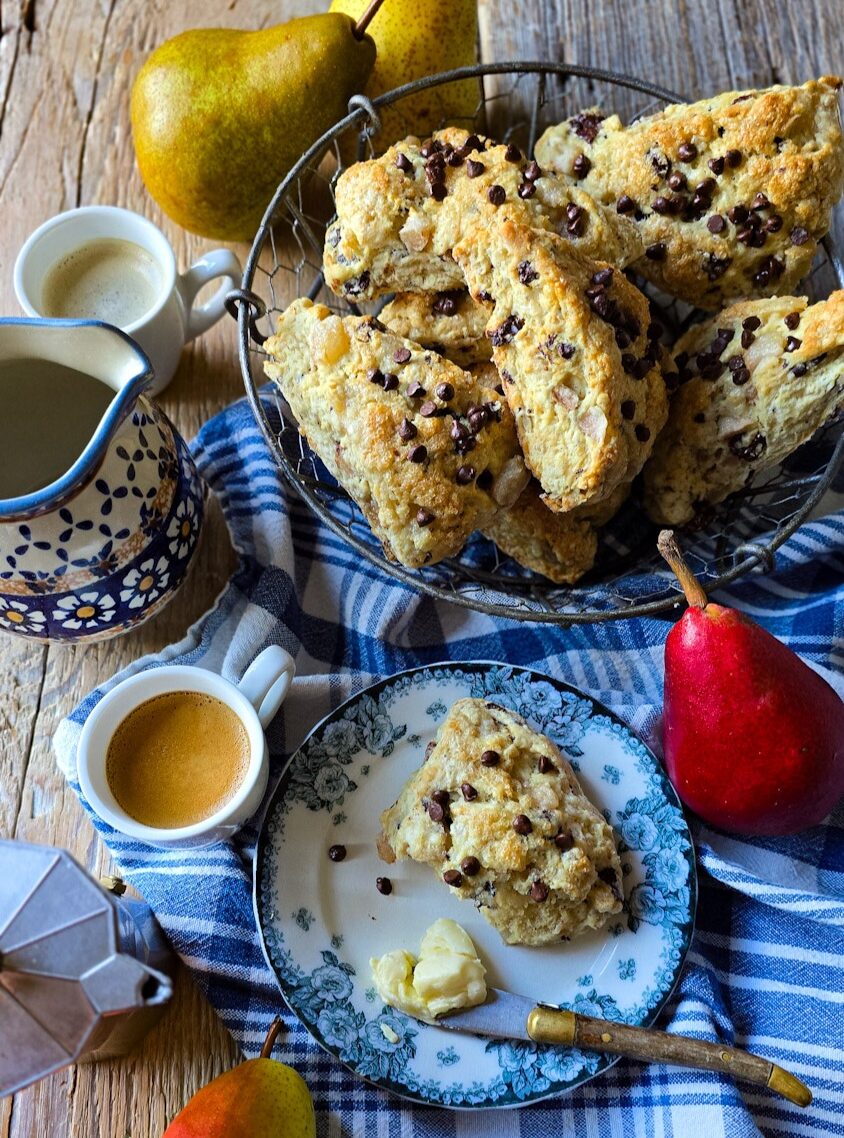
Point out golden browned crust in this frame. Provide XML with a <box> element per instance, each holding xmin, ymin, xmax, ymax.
<box><xmin>643</xmin><ymin>289</ymin><xmax>844</xmax><ymax>524</ymax></box>
<box><xmin>453</xmin><ymin>219</ymin><xmax>669</xmax><ymax>512</ymax></box>
<box><xmin>263</xmin><ymin>299</ymin><xmax>529</xmax><ymax>567</ymax></box>
<box><xmin>324</xmin><ymin>126</ymin><xmax>643</xmax><ymax>301</ymax></box>
<box><xmin>377</xmin><ymin>698</ymin><xmax>623</xmax><ymax>946</ymax></box>
<box><xmin>481</xmin><ymin>481</ymin><xmax>596</xmax><ymax>584</ymax></box>
<box><xmin>379</xmin><ymin>289</ymin><xmax>493</xmax><ymax>367</ymax></box>
<box><xmin>536</xmin><ymin>78</ymin><xmax>844</xmax><ymax>309</ymax></box>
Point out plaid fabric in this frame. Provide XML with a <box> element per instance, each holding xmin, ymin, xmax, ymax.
<box><xmin>55</xmin><ymin>397</ymin><xmax>844</xmax><ymax>1137</ymax></box>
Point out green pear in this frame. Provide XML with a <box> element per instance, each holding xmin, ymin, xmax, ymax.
<box><xmin>131</xmin><ymin>14</ymin><xmax>375</xmax><ymax>241</ymax></box>
<box><xmin>162</xmin><ymin>1020</ymin><xmax>315</xmax><ymax>1138</ymax></box>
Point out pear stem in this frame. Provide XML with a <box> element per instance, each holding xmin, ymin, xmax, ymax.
<box><xmin>353</xmin><ymin>0</ymin><xmax>387</xmax><ymax>38</ymax></box>
<box><xmin>657</xmin><ymin>529</ymin><xmax>708</xmax><ymax>610</ymax></box>
<box><xmin>260</xmin><ymin>1018</ymin><xmax>283</xmax><ymax>1060</ymax></box>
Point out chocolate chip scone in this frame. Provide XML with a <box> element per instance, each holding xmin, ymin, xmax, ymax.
<box><xmin>453</xmin><ymin>218</ymin><xmax>669</xmax><ymax>512</ymax></box>
<box><xmin>324</xmin><ymin>126</ymin><xmax>643</xmax><ymax>302</ymax></box>
<box><xmin>643</xmin><ymin>290</ymin><xmax>844</xmax><ymax>525</ymax></box>
<box><xmin>263</xmin><ymin>299</ymin><xmax>529</xmax><ymax>567</ymax></box>
<box><xmin>380</xmin><ymin>289</ymin><xmax>493</xmax><ymax>367</ymax></box>
<box><xmin>535</xmin><ymin>77</ymin><xmax>844</xmax><ymax>309</ymax></box>
<box><xmin>377</xmin><ymin>698</ymin><xmax>623</xmax><ymax>947</ymax></box>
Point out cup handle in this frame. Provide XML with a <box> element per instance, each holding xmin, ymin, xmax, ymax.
<box><xmin>237</xmin><ymin>646</ymin><xmax>296</xmax><ymax>729</ymax></box>
<box><xmin>178</xmin><ymin>248</ymin><xmax>242</xmax><ymax>341</ymax></box>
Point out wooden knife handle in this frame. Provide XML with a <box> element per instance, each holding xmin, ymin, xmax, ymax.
<box><xmin>526</xmin><ymin>1006</ymin><xmax>811</xmax><ymax>1108</ymax></box>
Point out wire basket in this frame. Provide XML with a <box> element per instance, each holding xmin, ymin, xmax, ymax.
<box><xmin>232</xmin><ymin>62</ymin><xmax>844</xmax><ymax>624</ymax></box>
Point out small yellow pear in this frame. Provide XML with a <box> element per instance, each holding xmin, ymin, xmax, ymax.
<box><xmin>329</xmin><ymin>0</ymin><xmax>479</xmax><ymax>150</ymax></box>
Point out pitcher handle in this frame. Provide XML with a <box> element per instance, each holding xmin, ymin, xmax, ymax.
<box><xmin>178</xmin><ymin>249</ymin><xmax>242</xmax><ymax>341</ymax></box>
<box><xmin>238</xmin><ymin>646</ymin><xmax>296</xmax><ymax>729</ymax></box>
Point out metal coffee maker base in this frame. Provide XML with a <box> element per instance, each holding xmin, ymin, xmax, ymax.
<box><xmin>0</xmin><ymin>840</ymin><xmax>175</xmax><ymax>1097</ymax></box>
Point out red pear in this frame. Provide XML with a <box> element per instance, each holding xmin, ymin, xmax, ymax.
<box><xmin>658</xmin><ymin>530</ymin><xmax>844</xmax><ymax>835</ymax></box>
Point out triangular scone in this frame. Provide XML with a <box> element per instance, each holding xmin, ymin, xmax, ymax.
<box><xmin>377</xmin><ymin>698</ymin><xmax>623</xmax><ymax>947</ymax></box>
<box><xmin>380</xmin><ymin>289</ymin><xmax>493</xmax><ymax>368</ymax></box>
<box><xmin>453</xmin><ymin>218</ymin><xmax>668</xmax><ymax>513</ymax></box>
<box><xmin>536</xmin><ymin>78</ymin><xmax>844</xmax><ymax>309</ymax></box>
<box><xmin>263</xmin><ymin>299</ymin><xmax>529</xmax><ymax>568</ymax></box>
<box><xmin>324</xmin><ymin>126</ymin><xmax>643</xmax><ymax>301</ymax></box>
<box><xmin>643</xmin><ymin>290</ymin><xmax>844</xmax><ymax>525</ymax></box>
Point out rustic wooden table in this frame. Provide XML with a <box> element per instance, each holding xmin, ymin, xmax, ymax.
<box><xmin>0</xmin><ymin>0</ymin><xmax>840</xmax><ymax>1133</ymax></box>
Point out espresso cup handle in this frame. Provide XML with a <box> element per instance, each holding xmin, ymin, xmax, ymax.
<box><xmin>178</xmin><ymin>248</ymin><xmax>242</xmax><ymax>341</ymax></box>
<box><xmin>238</xmin><ymin>646</ymin><xmax>296</xmax><ymax>729</ymax></box>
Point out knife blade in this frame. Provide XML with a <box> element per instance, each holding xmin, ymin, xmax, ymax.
<box><xmin>431</xmin><ymin>987</ymin><xmax>811</xmax><ymax>1108</ymax></box>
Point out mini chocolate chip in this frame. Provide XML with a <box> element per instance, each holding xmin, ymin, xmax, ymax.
<box><xmin>708</xmin><ymin>156</ymin><xmax>725</xmax><ymax>175</ymax></box>
<box><xmin>430</xmin><ymin>182</ymin><xmax>447</xmax><ymax>201</ymax></box>
<box><xmin>695</xmin><ymin>178</ymin><xmax>717</xmax><ymax>198</ymax></box>
<box><xmin>678</xmin><ymin>140</ymin><xmax>697</xmax><ymax>161</ymax></box>
<box><xmin>368</xmin><ymin>367</ymin><xmax>384</xmax><ymax>385</ymax></box>
<box><xmin>648</xmin><ymin>321</ymin><xmax>663</xmax><ymax>340</ymax></box>
<box><xmin>559</xmin><ymin>342</ymin><xmax>576</xmax><ymax>359</ymax></box>
<box><xmin>462</xmin><ymin>134</ymin><xmax>482</xmax><ymax>153</ymax></box>
<box><xmin>751</xmin><ymin>192</ymin><xmax>770</xmax><ymax>211</ymax></box>
<box><xmin>707</xmin><ymin>214</ymin><xmax>726</xmax><ymax>234</ymax></box>
<box><xmin>487</xmin><ymin>184</ymin><xmax>506</xmax><ymax>206</ymax></box>
<box><xmin>785</xmin><ymin>336</ymin><xmax>802</xmax><ymax>352</ymax></box>
<box><xmin>635</xmin><ymin>424</ymin><xmax>651</xmax><ymax>442</ymax></box>
<box><xmin>436</xmin><ymin>382</ymin><xmax>455</xmax><ymax>401</ymax></box>
<box><xmin>461</xmin><ymin>782</ymin><xmax>478</xmax><ymax>801</ymax></box>
<box><xmin>741</xmin><ymin>329</ymin><xmax>755</xmax><ymax>349</ymax></box>
<box><xmin>732</xmin><ymin>367</ymin><xmax>750</xmax><ymax>386</ymax></box>
<box><xmin>448</xmin><ymin>150</ymin><xmax>465</xmax><ymax>167</ymax></box>
<box><xmin>466</xmin><ymin>159</ymin><xmax>485</xmax><ymax>178</ymax></box>
<box><xmin>591</xmin><ymin>267</ymin><xmax>614</xmax><ymax>287</ymax></box>
<box><xmin>513</xmin><ymin>814</ymin><xmax>533</xmax><ymax>835</ymax></box>
<box><xmin>742</xmin><ymin>315</ymin><xmax>762</xmax><ymax>331</ymax></box>
<box><xmin>791</xmin><ymin>362</ymin><xmax>808</xmax><ymax>377</ymax></box>
<box><xmin>395</xmin><ymin>152</ymin><xmax>414</xmax><ymax>174</ymax></box>
<box><xmin>427</xmin><ymin>801</ymin><xmax>445</xmax><ymax>823</ymax></box>
<box><xmin>729</xmin><ymin>432</ymin><xmax>767</xmax><ymax>461</ymax></box>
<box><xmin>416</xmin><ymin>507</ymin><xmax>435</xmax><ymax>526</ymax></box>
<box><xmin>455</xmin><ymin>464</ymin><xmax>475</xmax><ymax>485</ymax></box>
<box><xmin>432</xmin><ymin>293</ymin><xmax>459</xmax><ymax>316</ymax></box>
<box><xmin>784</xmin><ymin>311</ymin><xmax>801</xmax><ymax>329</ymax></box>
<box><xmin>419</xmin><ymin>400</ymin><xmax>438</xmax><ymax>417</ymax></box>
<box><xmin>382</xmin><ymin>372</ymin><xmax>398</xmax><ymax>391</ymax></box>
<box><xmin>764</xmin><ymin>215</ymin><xmax>783</xmax><ymax>232</ymax></box>
<box><xmin>616</xmin><ymin>193</ymin><xmax>637</xmax><ymax>213</ymax></box>
<box><xmin>394</xmin><ymin>346</ymin><xmax>412</xmax><ymax>363</ymax></box>
<box><xmin>621</xmin><ymin>399</ymin><xmax>636</xmax><ymax>420</ymax></box>
<box><xmin>407</xmin><ymin>444</ymin><xmax>427</xmax><ymax>463</ymax></box>
<box><xmin>727</xmin><ymin>204</ymin><xmax>749</xmax><ymax>225</ymax></box>
<box><xmin>490</xmin><ymin>314</ymin><xmax>524</xmax><ymax>346</ymax></box>
<box><xmin>645</xmin><ymin>242</ymin><xmax>666</xmax><ymax>260</ymax></box>
<box><xmin>567</xmin><ymin>213</ymin><xmax>586</xmax><ymax>236</ymax></box>
<box><xmin>443</xmin><ymin>869</ymin><xmax>463</xmax><ymax>887</ymax></box>
<box><xmin>524</xmin><ymin>160</ymin><xmax>542</xmax><ymax>181</ymax></box>
<box><xmin>790</xmin><ymin>226</ymin><xmax>810</xmax><ymax>245</ymax></box>
<box><xmin>328</xmin><ymin>844</ymin><xmax>347</xmax><ymax>862</ymax></box>
<box><xmin>693</xmin><ymin>411</ymin><xmax>706</xmax><ymax>423</ymax></box>
<box><xmin>668</xmin><ymin>171</ymin><xmax>688</xmax><ymax>191</ymax></box>
<box><xmin>530</xmin><ymin>880</ymin><xmax>549</xmax><ymax>902</ymax></box>
<box><xmin>517</xmin><ymin>181</ymin><xmax>536</xmax><ymax>199</ymax></box>
<box><xmin>598</xmin><ymin>867</ymin><xmax>619</xmax><ymax>886</ymax></box>
<box><xmin>376</xmin><ymin>876</ymin><xmax>392</xmax><ymax>895</ymax></box>
<box><xmin>538</xmin><ymin>754</ymin><xmax>557</xmax><ymax>774</ymax></box>
<box><xmin>572</xmin><ymin>153</ymin><xmax>591</xmax><ymax>178</ymax></box>
<box><xmin>461</xmin><ymin>856</ymin><xmax>481</xmax><ymax>877</ymax></box>
<box><xmin>431</xmin><ymin>789</ymin><xmax>450</xmax><ymax>806</ymax></box>
<box><xmin>476</xmin><ymin>468</ymin><xmax>493</xmax><ymax>491</ymax></box>
<box><xmin>450</xmin><ymin>420</ymin><xmax>469</xmax><ymax>441</ymax></box>
<box><xmin>569</xmin><ymin>110</ymin><xmax>605</xmax><ymax>143</ymax></box>
<box><xmin>406</xmin><ymin>380</ymin><xmax>425</xmax><ymax>398</ymax></box>
<box><xmin>424</xmin><ymin>740</ymin><xmax>436</xmax><ymax>760</ymax></box>
<box><xmin>725</xmin><ymin>149</ymin><xmax>742</xmax><ymax>167</ymax></box>
<box><xmin>518</xmin><ymin>259</ymin><xmax>539</xmax><ymax>284</ymax></box>
<box><xmin>728</xmin><ymin>353</ymin><xmax>745</xmax><ymax>371</ymax></box>
<box><xmin>504</xmin><ymin>142</ymin><xmax>521</xmax><ymax>162</ymax></box>
<box><xmin>554</xmin><ymin>830</ymin><xmax>574</xmax><ymax>852</ymax></box>
<box><xmin>481</xmin><ymin>749</ymin><xmax>500</xmax><ymax>766</ymax></box>
<box><xmin>398</xmin><ymin>418</ymin><xmax>417</xmax><ymax>442</ymax></box>
<box><xmin>419</xmin><ymin>141</ymin><xmax>435</xmax><ymax>158</ymax></box>
<box><xmin>652</xmin><ymin>195</ymin><xmax>672</xmax><ymax>214</ymax></box>
<box><xmin>621</xmin><ymin>353</ymin><xmax>637</xmax><ymax>375</ymax></box>
<box><xmin>566</xmin><ymin>202</ymin><xmax>583</xmax><ymax>220</ymax></box>
<box><xmin>615</xmin><ymin>328</ymin><xmax>631</xmax><ymax>349</ymax></box>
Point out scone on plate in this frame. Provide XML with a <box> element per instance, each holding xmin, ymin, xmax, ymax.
<box><xmin>263</xmin><ymin>299</ymin><xmax>529</xmax><ymax>567</ymax></box>
<box><xmin>643</xmin><ymin>290</ymin><xmax>844</xmax><ymax>525</ymax></box>
<box><xmin>377</xmin><ymin>698</ymin><xmax>623</xmax><ymax>947</ymax></box>
<box><xmin>324</xmin><ymin>126</ymin><xmax>643</xmax><ymax>301</ymax></box>
<box><xmin>453</xmin><ymin>218</ymin><xmax>668</xmax><ymax>513</ymax></box>
<box><xmin>380</xmin><ymin>290</ymin><xmax>493</xmax><ymax>368</ymax></box>
<box><xmin>536</xmin><ymin>77</ymin><xmax>844</xmax><ymax>309</ymax></box>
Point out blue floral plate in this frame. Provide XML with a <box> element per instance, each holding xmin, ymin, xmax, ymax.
<box><xmin>254</xmin><ymin>662</ymin><xmax>696</xmax><ymax>1108</ymax></box>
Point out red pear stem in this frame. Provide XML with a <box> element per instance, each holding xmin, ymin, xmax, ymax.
<box><xmin>657</xmin><ymin>529</ymin><xmax>708</xmax><ymax>609</ymax></box>
<box><xmin>260</xmin><ymin>1018</ymin><xmax>283</xmax><ymax>1059</ymax></box>
<box><xmin>353</xmin><ymin>0</ymin><xmax>387</xmax><ymax>38</ymax></box>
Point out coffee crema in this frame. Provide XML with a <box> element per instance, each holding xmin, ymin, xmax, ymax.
<box><xmin>41</xmin><ymin>236</ymin><xmax>161</xmax><ymax>326</ymax></box>
<box><xmin>105</xmin><ymin>691</ymin><xmax>250</xmax><ymax>829</ymax></box>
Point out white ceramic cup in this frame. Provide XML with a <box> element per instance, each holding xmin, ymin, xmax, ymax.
<box><xmin>77</xmin><ymin>646</ymin><xmax>296</xmax><ymax>849</ymax></box>
<box><xmin>13</xmin><ymin>205</ymin><xmax>241</xmax><ymax>395</ymax></box>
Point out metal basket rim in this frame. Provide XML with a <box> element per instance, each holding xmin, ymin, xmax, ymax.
<box><xmin>235</xmin><ymin>61</ymin><xmax>844</xmax><ymax>625</ymax></box>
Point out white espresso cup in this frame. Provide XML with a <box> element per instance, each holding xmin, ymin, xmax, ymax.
<box><xmin>14</xmin><ymin>205</ymin><xmax>241</xmax><ymax>395</ymax></box>
<box><xmin>77</xmin><ymin>646</ymin><xmax>295</xmax><ymax>849</ymax></box>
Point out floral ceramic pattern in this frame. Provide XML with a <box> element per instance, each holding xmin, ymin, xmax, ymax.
<box><xmin>0</xmin><ymin>399</ymin><xmax>204</xmax><ymax>642</ymax></box>
<box><xmin>255</xmin><ymin>663</ymin><xmax>697</xmax><ymax>1109</ymax></box>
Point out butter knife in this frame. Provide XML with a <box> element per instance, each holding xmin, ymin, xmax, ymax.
<box><xmin>435</xmin><ymin>988</ymin><xmax>811</xmax><ymax>1107</ymax></box>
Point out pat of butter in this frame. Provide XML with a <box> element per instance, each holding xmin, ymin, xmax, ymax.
<box><xmin>370</xmin><ymin>918</ymin><xmax>487</xmax><ymax>1025</ymax></box>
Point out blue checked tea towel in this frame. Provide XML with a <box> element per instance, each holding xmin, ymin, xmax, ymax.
<box><xmin>55</xmin><ymin>396</ymin><xmax>844</xmax><ymax>1137</ymax></box>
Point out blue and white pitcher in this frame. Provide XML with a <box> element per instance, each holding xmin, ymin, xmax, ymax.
<box><xmin>0</xmin><ymin>319</ymin><xmax>204</xmax><ymax>643</ymax></box>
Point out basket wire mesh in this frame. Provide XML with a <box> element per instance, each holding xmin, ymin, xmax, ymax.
<box><xmin>233</xmin><ymin>62</ymin><xmax>844</xmax><ymax>624</ymax></box>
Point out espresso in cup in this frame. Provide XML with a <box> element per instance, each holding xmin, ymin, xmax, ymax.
<box><xmin>105</xmin><ymin>690</ymin><xmax>250</xmax><ymax>829</ymax></box>
<box><xmin>41</xmin><ymin>237</ymin><xmax>161</xmax><ymax>326</ymax></box>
